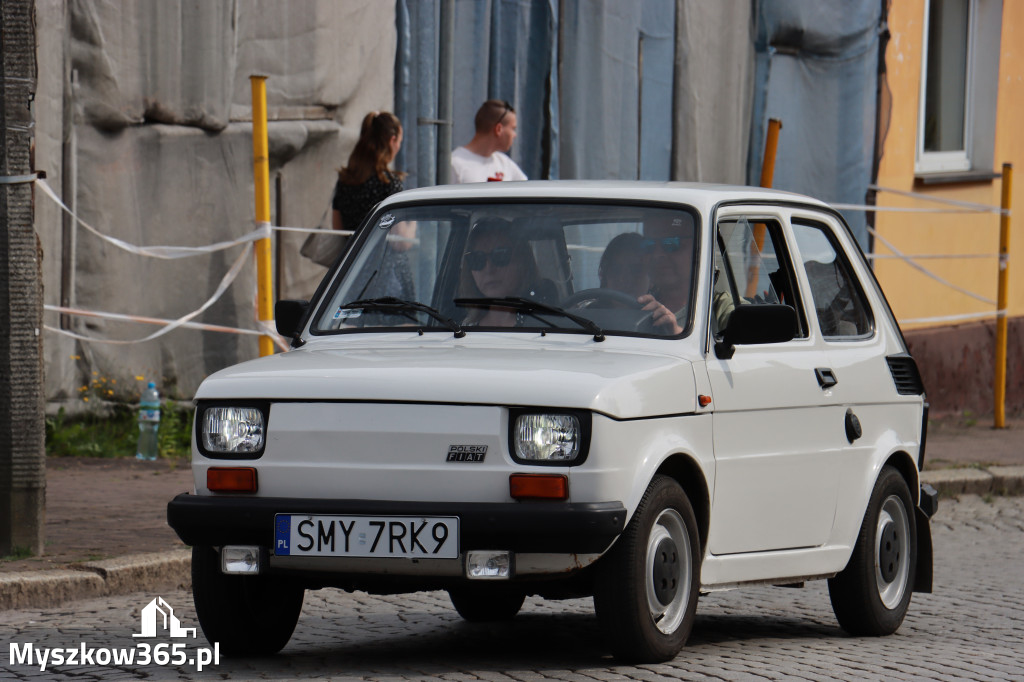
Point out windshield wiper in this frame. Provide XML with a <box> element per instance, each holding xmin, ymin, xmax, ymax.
<box><xmin>454</xmin><ymin>297</ymin><xmax>606</xmax><ymax>342</ymax></box>
<box><xmin>342</xmin><ymin>297</ymin><xmax>466</xmax><ymax>338</ymax></box>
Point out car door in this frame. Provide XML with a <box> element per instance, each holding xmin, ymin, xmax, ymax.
<box><xmin>787</xmin><ymin>215</ymin><xmax>917</xmax><ymax>531</ymax></box>
<box><xmin>705</xmin><ymin>209</ymin><xmax>844</xmax><ymax>555</ymax></box>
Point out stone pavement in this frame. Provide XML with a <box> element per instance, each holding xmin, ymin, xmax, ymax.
<box><xmin>3</xmin><ymin>495</ymin><xmax>1022</xmax><ymax>680</ymax></box>
<box><xmin>0</xmin><ymin>416</ymin><xmax>1021</xmax><ymax>611</ymax></box>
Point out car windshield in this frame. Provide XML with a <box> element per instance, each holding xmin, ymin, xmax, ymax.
<box><xmin>311</xmin><ymin>202</ymin><xmax>699</xmax><ymax>339</ymax></box>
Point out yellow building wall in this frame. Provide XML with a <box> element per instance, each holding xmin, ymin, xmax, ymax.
<box><xmin>875</xmin><ymin>0</ymin><xmax>1022</xmax><ymax>329</ymax></box>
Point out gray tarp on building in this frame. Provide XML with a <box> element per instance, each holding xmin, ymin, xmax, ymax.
<box><xmin>36</xmin><ymin>0</ymin><xmax>395</xmax><ymax>402</ymax></box>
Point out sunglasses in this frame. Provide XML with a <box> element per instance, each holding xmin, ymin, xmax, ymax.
<box><xmin>465</xmin><ymin>247</ymin><xmax>513</xmax><ymax>271</ymax></box>
<box><xmin>497</xmin><ymin>100</ymin><xmax>513</xmax><ymax>125</ymax></box>
<box><xmin>640</xmin><ymin>236</ymin><xmax>691</xmax><ymax>254</ymax></box>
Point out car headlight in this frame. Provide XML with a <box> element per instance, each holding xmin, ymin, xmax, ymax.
<box><xmin>511</xmin><ymin>411</ymin><xmax>591</xmax><ymax>465</ymax></box>
<box><xmin>199</xmin><ymin>404</ymin><xmax>267</xmax><ymax>457</ymax></box>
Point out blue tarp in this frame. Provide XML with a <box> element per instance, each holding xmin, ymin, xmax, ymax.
<box><xmin>396</xmin><ymin>0</ymin><xmax>559</xmax><ymax>186</ymax></box>
<box><xmin>395</xmin><ymin>0</ymin><xmax>675</xmax><ymax>186</ymax></box>
<box><xmin>396</xmin><ymin>0</ymin><xmax>882</xmax><ymax>253</ymax></box>
<box><xmin>748</xmin><ymin>0</ymin><xmax>883</xmax><ymax>249</ymax></box>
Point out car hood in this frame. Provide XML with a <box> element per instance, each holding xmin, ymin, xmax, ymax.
<box><xmin>196</xmin><ymin>336</ymin><xmax>697</xmax><ymax>419</ymax></box>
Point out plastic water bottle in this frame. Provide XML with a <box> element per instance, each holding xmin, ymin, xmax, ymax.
<box><xmin>136</xmin><ymin>382</ymin><xmax>161</xmax><ymax>461</ymax></box>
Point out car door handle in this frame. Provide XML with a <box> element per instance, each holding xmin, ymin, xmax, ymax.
<box><xmin>815</xmin><ymin>367</ymin><xmax>838</xmax><ymax>389</ymax></box>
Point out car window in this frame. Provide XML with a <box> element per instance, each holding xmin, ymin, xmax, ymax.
<box><xmin>791</xmin><ymin>220</ymin><xmax>873</xmax><ymax>339</ymax></box>
<box><xmin>311</xmin><ymin>202</ymin><xmax>700</xmax><ymax>338</ymax></box>
<box><xmin>713</xmin><ymin>218</ymin><xmax>805</xmax><ymax>338</ymax></box>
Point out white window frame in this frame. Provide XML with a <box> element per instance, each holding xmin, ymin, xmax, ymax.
<box><xmin>916</xmin><ymin>0</ymin><xmax>1002</xmax><ymax>177</ymax></box>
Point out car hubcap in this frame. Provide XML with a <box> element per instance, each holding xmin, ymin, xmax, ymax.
<box><xmin>875</xmin><ymin>494</ymin><xmax>910</xmax><ymax>609</ymax></box>
<box><xmin>645</xmin><ymin>508</ymin><xmax>691</xmax><ymax>634</ymax></box>
<box><xmin>652</xmin><ymin>536</ymin><xmax>679</xmax><ymax>604</ymax></box>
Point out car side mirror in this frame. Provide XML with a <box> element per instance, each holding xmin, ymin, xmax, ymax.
<box><xmin>715</xmin><ymin>304</ymin><xmax>797</xmax><ymax>359</ymax></box>
<box><xmin>275</xmin><ymin>299</ymin><xmax>309</xmax><ymax>341</ymax></box>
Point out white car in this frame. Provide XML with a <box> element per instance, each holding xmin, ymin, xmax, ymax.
<box><xmin>168</xmin><ymin>182</ymin><xmax>937</xmax><ymax>662</ymax></box>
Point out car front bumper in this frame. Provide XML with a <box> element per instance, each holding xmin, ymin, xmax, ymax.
<box><xmin>167</xmin><ymin>493</ymin><xmax>626</xmax><ymax>556</ymax></box>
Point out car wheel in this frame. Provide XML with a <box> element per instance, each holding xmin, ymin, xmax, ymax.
<box><xmin>447</xmin><ymin>585</ymin><xmax>526</xmax><ymax>621</ymax></box>
<box><xmin>828</xmin><ymin>465</ymin><xmax>917</xmax><ymax>635</ymax></box>
<box><xmin>191</xmin><ymin>545</ymin><xmax>304</xmax><ymax>656</ymax></box>
<box><xmin>593</xmin><ymin>475</ymin><xmax>700</xmax><ymax>663</ymax></box>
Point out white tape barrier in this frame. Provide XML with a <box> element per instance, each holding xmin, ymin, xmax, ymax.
<box><xmin>834</xmin><ymin>183</ymin><xmax>1008</xmax><ymax>215</ymax></box>
<box><xmin>274</xmin><ymin>225</ymin><xmax>355</xmax><ymax>236</ymax></box>
<box><xmin>898</xmin><ymin>309</ymin><xmax>1008</xmax><ymax>326</ymax></box>
<box><xmin>45</xmin><ymin>242</ymin><xmax>255</xmax><ymax>345</ymax></box>
<box><xmin>833</xmin><ymin>204</ymin><xmax>1000</xmax><ymax>214</ymax></box>
<box><xmin>47</xmin><ymin>305</ymin><xmax>290</xmax><ymax>352</ymax></box>
<box><xmin>253</xmin><ymin>319</ymin><xmax>292</xmax><ymax>352</ymax></box>
<box><xmin>845</xmin><ymin>185</ymin><xmax>1009</xmax><ymax>325</ymax></box>
<box><xmin>45</xmin><ymin>305</ymin><xmax>264</xmax><ymax>336</ymax></box>
<box><xmin>34</xmin><ymin>175</ymin><xmax>1012</xmax><ymax>338</ymax></box>
<box><xmin>867</xmin><ymin>253</ymin><xmax>998</xmax><ymax>260</ymax></box>
<box><xmin>37</xmin><ymin>177</ymin><xmax>290</xmax><ymax>348</ymax></box>
<box><xmin>867</xmin><ymin>226</ymin><xmax>996</xmax><ymax>305</ymax></box>
<box><xmin>867</xmin><ymin>184</ymin><xmax>1010</xmax><ymax>215</ymax></box>
<box><xmin>37</xmin><ymin>178</ymin><xmax>272</xmax><ymax>257</ymax></box>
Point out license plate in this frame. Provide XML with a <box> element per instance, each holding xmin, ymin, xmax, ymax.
<box><xmin>274</xmin><ymin>514</ymin><xmax>459</xmax><ymax>559</ymax></box>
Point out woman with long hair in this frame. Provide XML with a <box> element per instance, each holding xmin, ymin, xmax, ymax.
<box><xmin>332</xmin><ymin>111</ymin><xmax>406</xmax><ymax>237</ymax></box>
<box><xmin>458</xmin><ymin>218</ymin><xmax>542</xmax><ymax>326</ymax></box>
<box><xmin>331</xmin><ymin>111</ymin><xmax>415</xmax><ymax>303</ymax></box>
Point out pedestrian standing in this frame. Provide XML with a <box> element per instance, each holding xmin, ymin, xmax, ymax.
<box><xmin>449</xmin><ymin>99</ymin><xmax>527</xmax><ymax>183</ymax></box>
<box><xmin>332</xmin><ymin>111</ymin><xmax>406</xmax><ymax>239</ymax></box>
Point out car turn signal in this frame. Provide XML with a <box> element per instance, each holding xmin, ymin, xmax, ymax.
<box><xmin>207</xmin><ymin>467</ymin><xmax>258</xmax><ymax>493</ymax></box>
<box><xmin>509</xmin><ymin>473</ymin><xmax>568</xmax><ymax>501</ymax></box>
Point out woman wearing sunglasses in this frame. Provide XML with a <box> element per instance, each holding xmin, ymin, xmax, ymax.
<box><xmin>458</xmin><ymin>218</ymin><xmax>543</xmax><ymax>326</ymax></box>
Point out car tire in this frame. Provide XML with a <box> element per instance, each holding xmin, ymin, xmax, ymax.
<box><xmin>447</xmin><ymin>585</ymin><xmax>526</xmax><ymax>621</ymax></box>
<box><xmin>828</xmin><ymin>465</ymin><xmax>917</xmax><ymax>636</ymax></box>
<box><xmin>191</xmin><ymin>545</ymin><xmax>304</xmax><ymax>656</ymax></box>
<box><xmin>593</xmin><ymin>475</ymin><xmax>701</xmax><ymax>663</ymax></box>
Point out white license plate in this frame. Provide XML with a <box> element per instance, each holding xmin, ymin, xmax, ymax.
<box><xmin>274</xmin><ymin>514</ymin><xmax>459</xmax><ymax>559</ymax></box>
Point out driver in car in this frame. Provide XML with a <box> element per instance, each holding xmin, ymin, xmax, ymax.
<box><xmin>638</xmin><ymin>215</ymin><xmax>734</xmax><ymax>336</ymax></box>
<box><xmin>599</xmin><ymin>232</ymin><xmax>650</xmax><ymax>303</ymax></box>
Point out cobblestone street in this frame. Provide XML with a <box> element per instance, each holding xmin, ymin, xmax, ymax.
<box><xmin>2</xmin><ymin>495</ymin><xmax>1022</xmax><ymax>680</ymax></box>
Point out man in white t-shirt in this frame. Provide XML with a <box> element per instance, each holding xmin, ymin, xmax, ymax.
<box><xmin>450</xmin><ymin>99</ymin><xmax>528</xmax><ymax>183</ymax></box>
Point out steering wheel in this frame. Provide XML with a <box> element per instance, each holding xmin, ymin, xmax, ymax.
<box><xmin>561</xmin><ymin>288</ymin><xmax>644</xmax><ymax>310</ymax></box>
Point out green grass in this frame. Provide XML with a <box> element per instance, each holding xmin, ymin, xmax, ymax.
<box><xmin>46</xmin><ymin>403</ymin><xmax>194</xmax><ymax>459</ymax></box>
<box><xmin>1</xmin><ymin>546</ymin><xmax>33</xmax><ymax>561</ymax></box>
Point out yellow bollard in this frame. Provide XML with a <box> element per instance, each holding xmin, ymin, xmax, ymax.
<box><xmin>994</xmin><ymin>163</ymin><xmax>1013</xmax><ymax>428</ymax></box>
<box><xmin>250</xmin><ymin>75</ymin><xmax>275</xmax><ymax>357</ymax></box>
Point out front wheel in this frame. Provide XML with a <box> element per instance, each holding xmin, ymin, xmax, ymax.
<box><xmin>828</xmin><ymin>465</ymin><xmax>917</xmax><ymax>635</ymax></box>
<box><xmin>593</xmin><ymin>475</ymin><xmax>701</xmax><ymax>662</ymax></box>
<box><xmin>191</xmin><ymin>545</ymin><xmax>304</xmax><ymax>656</ymax></box>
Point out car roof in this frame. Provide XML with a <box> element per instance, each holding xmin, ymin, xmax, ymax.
<box><xmin>381</xmin><ymin>180</ymin><xmax>832</xmax><ymax>214</ymax></box>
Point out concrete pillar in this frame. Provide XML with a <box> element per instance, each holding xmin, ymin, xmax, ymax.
<box><xmin>1</xmin><ymin>0</ymin><xmax>46</xmax><ymax>556</ymax></box>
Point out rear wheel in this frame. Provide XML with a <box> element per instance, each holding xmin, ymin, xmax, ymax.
<box><xmin>191</xmin><ymin>545</ymin><xmax>304</xmax><ymax>656</ymax></box>
<box><xmin>447</xmin><ymin>584</ymin><xmax>526</xmax><ymax>621</ymax></box>
<box><xmin>828</xmin><ymin>465</ymin><xmax>916</xmax><ymax>635</ymax></box>
<box><xmin>593</xmin><ymin>475</ymin><xmax>701</xmax><ymax>662</ymax></box>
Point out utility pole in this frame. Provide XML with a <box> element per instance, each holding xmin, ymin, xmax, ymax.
<box><xmin>1</xmin><ymin>0</ymin><xmax>46</xmax><ymax>556</ymax></box>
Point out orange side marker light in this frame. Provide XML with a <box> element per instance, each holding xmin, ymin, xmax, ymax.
<box><xmin>510</xmin><ymin>474</ymin><xmax>568</xmax><ymax>501</ymax></box>
<box><xmin>207</xmin><ymin>467</ymin><xmax>258</xmax><ymax>493</ymax></box>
